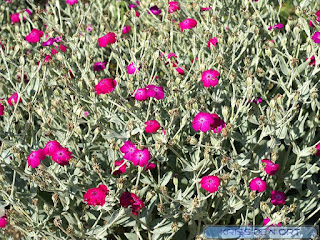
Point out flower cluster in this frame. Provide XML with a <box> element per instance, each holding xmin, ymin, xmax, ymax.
<box><xmin>192</xmin><ymin>112</ymin><xmax>225</xmax><ymax>133</ymax></box>
<box><xmin>134</xmin><ymin>85</ymin><xmax>164</xmax><ymax>101</ymax></box>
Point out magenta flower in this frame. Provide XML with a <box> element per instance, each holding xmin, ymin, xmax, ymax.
<box><xmin>180</xmin><ymin>18</ymin><xmax>197</xmax><ymax>32</ymax></box>
<box><xmin>10</xmin><ymin>13</ymin><xmax>20</xmax><ymax>24</ymax></box>
<box><xmin>60</xmin><ymin>44</ymin><xmax>67</xmax><ymax>52</ymax></box>
<box><xmin>134</xmin><ymin>88</ymin><xmax>148</xmax><ymax>101</ymax></box>
<box><xmin>51</xmin><ymin>48</ymin><xmax>58</xmax><ymax>55</ymax></box>
<box><xmin>120</xmin><ymin>141</ymin><xmax>137</xmax><ymax>161</ymax></box>
<box><xmin>316</xmin><ymin>143</ymin><xmax>320</xmax><ymax>157</ymax></box>
<box><xmin>201</xmin><ymin>69</ymin><xmax>220</xmax><ymax>88</ymax></box>
<box><xmin>261</xmin><ymin>159</ymin><xmax>279</xmax><ymax>175</ymax></box>
<box><xmin>0</xmin><ymin>216</ymin><xmax>7</xmax><ymax>228</ymax></box>
<box><xmin>201</xmin><ymin>7</ymin><xmax>212</xmax><ymax>11</ymax></box>
<box><xmin>270</xmin><ymin>190</ymin><xmax>286</xmax><ymax>205</ymax></box>
<box><xmin>200</xmin><ymin>175</ymin><xmax>220</xmax><ymax>193</ymax></box>
<box><xmin>263</xmin><ymin>218</ymin><xmax>282</xmax><ymax>227</ymax></box>
<box><xmin>122</xmin><ymin>26</ymin><xmax>131</xmax><ymax>34</ymax></box>
<box><xmin>249</xmin><ymin>177</ymin><xmax>267</xmax><ymax>192</ymax></box>
<box><xmin>274</xmin><ymin>23</ymin><xmax>284</xmax><ymax>29</ymax></box>
<box><xmin>127</xmin><ymin>62</ymin><xmax>138</xmax><ymax>74</ymax></box>
<box><xmin>312</xmin><ymin>32</ymin><xmax>320</xmax><ymax>44</ymax></box>
<box><xmin>83</xmin><ymin>111</ymin><xmax>89</xmax><ymax>117</ymax></box>
<box><xmin>120</xmin><ymin>192</ymin><xmax>134</xmax><ymax>207</ymax></box>
<box><xmin>98</xmin><ymin>32</ymin><xmax>116</xmax><ymax>47</ymax></box>
<box><xmin>309</xmin><ymin>20</ymin><xmax>315</xmax><ymax>27</ymax></box>
<box><xmin>145</xmin><ymin>120</ymin><xmax>161</xmax><ymax>133</ymax></box>
<box><xmin>129</xmin><ymin>1</ymin><xmax>139</xmax><ymax>9</ymax></box>
<box><xmin>192</xmin><ymin>112</ymin><xmax>214</xmax><ymax>132</ymax></box>
<box><xmin>0</xmin><ymin>103</ymin><xmax>4</xmax><ymax>116</ymax></box>
<box><xmin>42</xmin><ymin>38</ymin><xmax>55</xmax><ymax>46</ymax></box>
<box><xmin>132</xmin><ymin>148</ymin><xmax>151</xmax><ymax>167</ymax></box>
<box><xmin>51</xmin><ymin>147</ymin><xmax>73</xmax><ymax>166</ymax></box>
<box><xmin>25</xmin><ymin>29</ymin><xmax>43</xmax><ymax>43</ymax></box>
<box><xmin>95</xmin><ymin>78</ymin><xmax>117</xmax><ymax>95</ymax></box>
<box><xmin>211</xmin><ymin>114</ymin><xmax>226</xmax><ymax>133</ymax></box>
<box><xmin>120</xmin><ymin>192</ymin><xmax>145</xmax><ymax>215</ymax></box>
<box><xmin>66</xmin><ymin>0</ymin><xmax>78</xmax><ymax>5</ymax></box>
<box><xmin>167</xmin><ymin>52</ymin><xmax>177</xmax><ymax>59</ymax></box>
<box><xmin>8</xmin><ymin>93</ymin><xmax>22</xmax><ymax>106</ymax></box>
<box><xmin>93</xmin><ymin>62</ymin><xmax>107</xmax><ymax>71</ymax></box>
<box><xmin>55</xmin><ymin>36</ymin><xmax>62</xmax><ymax>42</ymax></box>
<box><xmin>148</xmin><ymin>6</ymin><xmax>161</xmax><ymax>15</ymax></box>
<box><xmin>250</xmin><ymin>97</ymin><xmax>263</xmax><ymax>104</ymax></box>
<box><xmin>43</xmin><ymin>55</ymin><xmax>52</xmax><ymax>62</ymax></box>
<box><xmin>146</xmin><ymin>85</ymin><xmax>164</xmax><ymax>100</ymax></box>
<box><xmin>208</xmin><ymin>37</ymin><xmax>218</xmax><ymax>49</ymax></box>
<box><xmin>176</xmin><ymin>67</ymin><xmax>185</xmax><ymax>75</ymax></box>
<box><xmin>28</xmin><ymin>149</ymin><xmax>46</xmax><ymax>168</ymax></box>
<box><xmin>168</xmin><ymin>2</ymin><xmax>180</xmax><ymax>13</ymax></box>
<box><xmin>43</xmin><ymin>141</ymin><xmax>61</xmax><ymax>156</ymax></box>
<box><xmin>113</xmin><ymin>160</ymin><xmax>127</xmax><ymax>175</ymax></box>
<box><xmin>145</xmin><ymin>162</ymin><xmax>156</xmax><ymax>171</ymax></box>
<box><xmin>84</xmin><ymin>185</ymin><xmax>109</xmax><ymax>206</ymax></box>
<box><xmin>305</xmin><ymin>56</ymin><xmax>316</xmax><ymax>66</ymax></box>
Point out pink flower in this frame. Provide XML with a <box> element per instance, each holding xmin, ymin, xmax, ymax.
<box><xmin>129</xmin><ymin>1</ymin><xmax>139</xmax><ymax>9</ymax></box>
<box><xmin>127</xmin><ymin>62</ymin><xmax>138</xmax><ymax>74</ymax></box>
<box><xmin>145</xmin><ymin>85</ymin><xmax>164</xmax><ymax>100</ymax></box>
<box><xmin>176</xmin><ymin>67</ymin><xmax>185</xmax><ymax>75</ymax></box>
<box><xmin>51</xmin><ymin>147</ymin><xmax>73</xmax><ymax>166</ymax></box>
<box><xmin>132</xmin><ymin>148</ymin><xmax>151</xmax><ymax>167</ymax></box>
<box><xmin>148</xmin><ymin>6</ymin><xmax>161</xmax><ymax>15</ymax></box>
<box><xmin>98</xmin><ymin>32</ymin><xmax>116</xmax><ymax>47</ymax></box>
<box><xmin>250</xmin><ymin>97</ymin><xmax>263</xmax><ymax>104</ymax></box>
<box><xmin>60</xmin><ymin>44</ymin><xmax>67</xmax><ymax>52</ymax></box>
<box><xmin>201</xmin><ymin>69</ymin><xmax>220</xmax><ymax>88</ymax></box>
<box><xmin>134</xmin><ymin>88</ymin><xmax>148</xmax><ymax>101</ymax></box>
<box><xmin>180</xmin><ymin>18</ymin><xmax>197</xmax><ymax>32</ymax></box>
<box><xmin>55</xmin><ymin>36</ymin><xmax>62</xmax><ymax>42</ymax></box>
<box><xmin>120</xmin><ymin>192</ymin><xmax>145</xmax><ymax>215</ymax></box>
<box><xmin>84</xmin><ymin>185</ymin><xmax>109</xmax><ymax>206</ymax></box>
<box><xmin>0</xmin><ymin>103</ymin><xmax>4</xmax><ymax>116</ymax></box>
<box><xmin>249</xmin><ymin>177</ymin><xmax>267</xmax><ymax>192</ymax></box>
<box><xmin>309</xmin><ymin>20</ymin><xmax>315</xmax><ymax>27</ymax></box>
<box><xmin>305</xmin><ymin>56</ymin><xmax>316</xmax><ymax>66</ymax></box>
<box><xmin>145</xmin><ymin>162</ymin><xmax>156</xmax><ymax>171</ymax></box>
<box><xmin>8</xmin><ymin>93</ymin><xmax>22</xmax><ymax>106</ymax></box>
<box><xmin>270</xmin><ymin>190</ymin><xmax>286</xmax><ymax>205</ymax></box>
<box><xmin>87</xmin><ymin>25</ymin><xmax>93</xmax><ymax>32</ymax></box>
<box><xmin>161</xmin><ymin>128</ymin><xmax>166</xmax><ymax>135</ymax></box>
<box><xmin>311</xmin><ymin>32</ymin><xmax>320</xmax><ymax>44</ymax></box>
<box><xmin>200</xmin><ymin>175</ymin><xmax>220</xmax><ymax>193</ymax></box>
<box><xmin>120</xmin><ymin>141</ymin><xmax>137</xmax><ymax>161</ymax></box>
<box><xmin>42</xmin><ymin>38</ymin><xmax>55</xmax><ymax>46</ymax></box>
<box><xmin>93</xmin><ymin>62</ymin><xmax>107</xmax><ymax>71</ymax></box>
<box><xmin>44</xmin><ymin>141</ymin><xmax>61</xmax><ymax>156</ymax></box>
<box><xmin>25</xmin><ymin>29</ymin><xmax>43</xmax><ymax>43</ymax></box>
<box><xmin>10</xmin><ymin>13</ymin><xmax>20</xmax><ymax>24</ymax></box>
<box><xmin>120</xmin><ymin>192</ymin><xmax>135</xmax><ymax>207</ymax></box>
<box><xmin>167</xmin><ymin>52</ymin><xmax>177</xmax><ymax>59</ymax></box>
<box><xmin>122</xmin><ymin>26</ymin><xmax>131</xmax><ymax>34</ymax></box>
<box><xmin>211</xmin><ymin>114</ymin><xmax>226</xmax><ymax>133</ymax></box>
<box><xmin>168</xmin><ymin>2</ymin><xmax>180</xmax><ymax>13</ymax></box>
<box><xmin>0</xmin><ymin>216</ymin><xmax>7</xmax><ymax>228</ymax></box>
<box><xmin>95</xmin><ymin>78</ymin><xmax>117</xmax><ymax>95</ymax></box>
<box><xmin>261</xmin><ymin>159</ymin><xmax>279</xmax><ymax>175</ymax></box>
<box><xmin>66</xmin><ymin>0</ymin><xmax>78</xmax><ymax>5</ymax></box>
<box><xmin>83</xmin><ymin>111</ymin><xmax>89</xmax><ymax>117</ymax></box>
<box><xmin>263</xmin><ymin>218</ymin><xmax>282</xmax><ymax>227</ymax></box>
<box><xmin>208</xmin><ymin>37</ymin><xmax>218</xmax><ymax>49</ymax></box>
<box><xmin>316</xmin><ymin>143</ymin><xmax>320</xmax><ymax>157</ymax></box>
<box><xmin>145</xmin><ymin>120</ymin><xmax>160</xmax><ymax>133</ymax></box>
<box><xmin>273</xmin><ymin>23</ymin><xmax>284</xmax><ymax>29</ymax></box>
<box><xmin>113</xmin><ymin>160</ymin><xmax>127</xmax><ymax>175</ymax></box>
<box><xmin>135</xmin><ymin>10</ymin><xmax>140</xmax><ymax>17</ymax></box>
<box><xmin>192</xmin><ymin>112</ymin><xmax>214</xmax><ymax>132</ymax></box>
<box><xmin>201</xmin><ymin>7</ymin><xmax>212</xmax><ymax>11</ymax></box>
<box><xmin>51</xmin><ymin>48</ymin><xmax>58</xmax><ymax>55</ymax></box>
<box><xmin>43</xmin><ymin>55</ymin><xmax>52</xmax><ymax>62</ymax></box>
<box><xmin>28</xmin><ymin>149</ymin><xmax>46</xmax><ymax>168</ymax></box>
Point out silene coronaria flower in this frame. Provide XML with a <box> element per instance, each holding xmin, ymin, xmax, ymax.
<box><xmin>201</xmin><ymin>69</ymin><xmax>220</xmax><ymax>88</ymax></box>
<box><xmin>122</xmin><ymin>26</ymin><xmax>131</xmax><ymax>34</ymax></box>
<box><xmin>249</xmin><ymin>177</ymin><xmax>267</xmax><ymax>192</ymax></box>
<box><xmin>84</xmin><ymin>185</ymin><xmax>109</xmax><ymax>206</ymax></box>
<box><xmin>0</xmin><ymin>215</ymin><xmax>7</xmax><ymax>228</ymax></box>
<box><xmin>192</xmin><ymin>112</ymin><xmax>214</xmax><ymax>132</ymax></box>
<box><xmin>200</xmin><ymin>175</ymin><xmax>220</xmax><ymax>193</ymax></box>
<box><xmin>180</xmin><ymin>18</ymin><xmax>197</xmax><ymax>32</ymax></box>
<box><xmin>134</xmin><ymin>88</ymin><xmax>148</xmax><ymax>101</ymax></box>
<box><xmin>261</xmin><ymin>159</ymin><xmax>279</xmax><ymax>175</ymax></box>
<box><xmin>127</xmin><ymin>62</ymin><xmax>139</xmax><ymax>75</ymax></box>
<box><xmin>51</xmin><ymin>147</ymin><xmax>73</xmax><ymax>166</ymax></box>
<box><xmin>148</xmin><ymin>6</ymin><xmax>161</xmax><ymax>15</ymax></box>
<box><xmin>211</xmin><ymin>114</ymin><xmax>226</xmax><ymax>134</ymax></box>
<box><xmin>25</xmin><ymin>29</ymin><xmax>43</xmax><ymax>43</ymax></box>
<box><xmin>120</xmin><ymin>141</ymin><xmax>137</xmax><ymax>161</ymax></box>
<box><xmin>311</xmin><ymin>32</ymin><xmax>320</xmax><ymax>44</ymax></box>
<box><xmin>95</xmin><ymin>78</ymin><xmax>117</xmax><ymax>95</ymax></box>
<box><xmin>168</xmin><ymin>2</ymin><xmax>180</xmax><ymax>13</ymax></box>
<box><xmin>113</xmin><ymin>160</ymin><xmax>127</xmax><ymax>175</ymax></box>
<box><xmin>98</xmin><ymin>32</ymin><xmax>116</xmax><ymax>47</ymax></box>
<box><xmin>208</xmin><ymin>37</ymin><xmax>218</xmax><ymax>49</ymax></box>
<box><xmin>93</xmin><ymin>62</ymin><xmax>107</xmax><ymax>72</ymax></box>
<box><xmin>0</xmin><ymin>103</ymin><xmax>4</xmax><ymax>116</ymax></box>
<box><xmin>120</xmin><ymin>192</ymin><xmax>145</xmax><ymax>215</ymax></box>
<box><xmin>8</xmin><ymin>93</ymin><xmax>22</xmax><ymax>106</ymax></box>
<box><xmin>132</xmin><ymin>148</ymin><xmax>151</xmax><ymax>167</ymax></box>
<box><xmin>28</xmin><ymin>149</ymin><xmax>46</xmax><ymax>168</ymax></box>
<box><xmin>270</xmin><ymin>190</ymin><xmax>286</xmax><ymax>205</ymax></box>
<box><xmin>146</xmin><ymin>85</ymin><xmax>165</xmax><ymax>100</ymax></box>
<box><xmin>66</xmin><ymin>0</ymin><xmax>78</xmax><ymax>5</ymax></box>
<box><xmin>43</xmin><ymin>140</ymin><xmax>61</xmax><ymax>156</ymax></box>
<box><xmin>145</xmin><ymin>120</ymin><xmax>161</xmax><ymax>133</ymax></box>
<box><xmin>263</xmin><ymin>218</ymin><xmax>282</xmax><ymax>227</ymax></box>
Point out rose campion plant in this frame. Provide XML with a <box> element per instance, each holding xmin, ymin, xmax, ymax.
<box><xmin>98</xmin><ymin>32</ymin><xmax>116</xmax><ymax>47</ymax></box>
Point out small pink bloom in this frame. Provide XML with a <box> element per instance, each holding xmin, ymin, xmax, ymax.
<box><xmin>145</xmin><ymin>120</ymin><xmax>160</xmax><ymax>133</ymax></box>
<box><xmin>192</xmin><ymin>112</ymin><xmax>214</xmax><ymax>132</ymax></box>
<box><xmin>273</xmin><ymin>23</ymin><xmax>284</xmax><ymax>29</ymax></box>
<box><xmin>51</xmin><ymin>48</ymin><xmax>58</xmax><ymax>55</ymax></box>
<box><xmin>113</xmin><ymin>160</ymin><xmax>127</xmax><ymax>175</ymax></box>
<box><xmin>0</xmin><ymin>216</ymin><xmax>7</xmax><ymax>228</ymax></box>
<box><xmin>316</xmin><ymin>143</ymin><xmax>320</xmax><ymax>157</ymax></box>
<box><xmin>249</xmin><ymin>177</ymin><xmax>267</xmax><ymax>192</ymax></box>
<box><xmin>0</xmin><ymin>103</ymin><xmax>4</xmax><ymax>116</ymax></box>
<box><xmin>93</xmin><ymin>62</ymin><xmax>107</xmax><ymax>71</ymax></box>
<box><xmin>120</xmin><ymin>192</ymin><xmax>134</xmax><ymax>207</ymax></box>
<box><xmin>135</xmin><ymin>10</ymin><xmax>140</xmax><ymax>17</ymax></box>
<box><xmin>8</xmin><ymin>93</ymin><xmax>22</xmax><ymax>106</ymax></box>
<box><xmin>129</xmin><ymin>1</ymin><xmax>139</xmax><ymax>9</ymax></box>
<box><xmin>44</xmin><ymin>141</ymin><xmax>61</xmax><ymax>156</ymax></box>
<box><xmin>66</xmin><ymin>0</ymin><xmax>78</xmax><ymax>5</ymax></box>
<box><xmin>131</xmin><ymin>193</ymin><xmax>145</xmax><ymax>215</ymax></box>
<box><xmin>43</xmin><ymin>55</ymin><xmax>52</xmax><ymax>62</ymax></box>
<box><xmin>122</xmin><ymin>26</ymin><xmax>131</xmax><ymax>34</ymax></box>
<box><xmin>60</xmin><ymin>44</ymin><xmax>67</xmax><ymax>52</ymax></box>
<box><xmin>263</xmin><ymin>218</ymin><xmax>282</xmax><ymax>227</ymax></box>
<box><xmin>268</xmin><ymin>26</ymin><xmax>273</xmax><ymax>30</ymax></box>
<box><xmin>261</xmin><ymin>159</ymin><xmax>279</xmax><ymax>175</ymax></box>
<box><xmin>10</xmin><ymin>13</ymin><xmax>20</xmax><ymax>24</ymax></box>
<box><xmin>0</xmin><ymin>41</ymin><xmax>3</xmax><ymax>50</ymax></box>
<box><xmin>145</xmin><ymin>85</ymin><xmax>164</xmax><ymax>100</ymax></box>
<box><xmin>180</xmin><ymin>18</ymin><xmax>197</xmax><ymax>32</ymax></box>
<box><xmin>200</xmin><ymin>175</ymin><xmax>220</xmax><ymax>193</ymax></box>
<box><xmin>145</xmin><ymin>162</ymin><xmax>156</xmax><ymax>171</ymax></box>
<box><xmin>161</xmin><ymin>128</ymin><xmax>166</xmax><ymax>135</ymax></box>
<box><xmin>168</xmin><ymin>2</ymin><xmax>180</xmax><ymax>13</ymax></box>
<box><xmin>309</xmin><ymin>20</ymin><xmax>315</xmax><ymax>27</ymax></box>
<box><xmin>305</xmin><ymin>56</ymin><xmax>316</xmax><ymax>66</ymax></box>
<box><xmin>25</xmin><ymin>9</ymin><xmax>32</xmax><ymax>15</ymax></box>
<box><xmin>51</xmin><ymin>147</ymin><xmax>73</xmax><ymax>166</ymax></box>
<box><xmin>42</xmin><ymin>38</ymin><xmax>55</xmax><ymax>46</ymax></box>
<box><xmin>120</xmin><ymin>141</ymin><xmax>137</xmax><ymax>161</ymax></box>
<box><xmin>312</xmin><ymin>32</ymin><xmax>320</xmax><ymax>44</ymax></box>
<box><xmin>208</xmin><ymin>37</ymin><xmax>218</xmax><ymax>49</ymax></box>
<box><xmin>132</xmin><ymin>148</ymin><xmax>151</xmax><ymax>167</ymax></box>
<box><xmin>83</xmin><ymin>111</ymin><xmax>89</xmax><ymax>117</ymax></box>
<box><xmin>134</xmin><ymin>88</ymin><xmax>148</xmax><ymax>101</ymax></box>
<box><xmin>84</xmin><ymin>185</ymin><xmax>109</xmax><ymax>206</ymax></box>
<box><xmin>28</xmin><ymin>149</ymin><xmax>46</xmax><ymax>168</ymax></box>
<box><xmin>167</xmin><ymin>52</ymin><xmax>177</xmax><ymax>59</ymax></box>
<box><xmin>270</xmin><ymin>190</ymin><xmax>286</xmax><ymax>205</ymax></box>
<box><xmin>87</xmin><ymin>25</ymin><xmax>93</xmax><ymax>31</ymax></box>
<box><xmin>176</xmin><ymin>67</ymin><xmax>185</xmax><ymax>75</ymax></box>
<box><xmin>148</xmin><ymin>6</ymin><xmax>161</xmax><ymax>15</ymax></box>
<box><xmin>250</xmin><ymin>97</ymin><xmax>263</xmax><ymax>104</ymax></box>
<box><xmin>55</xmin><ymin>36</ymin><xmax>62</xmax><ymax>42</ymax></box>
<box><xmin>95</xmin><ymin>78</ymin><xmax>117</xmax><ymax>95</ymax></box>
<box><xmin>127</xmin><ymin>62</ymin><xmax>138</xmax><ymax>74</ymax></box>
<box><xmin>98</xmin><ymin>32</ymin><xmax>116</xmax><ymax>47</ymax></box>
<box><xmin>201</xmin><ymin>69</ymin><xmax>220</xmax><ymax>88</ymax></box>
<box><xmin>211</xmin><ymin>113</ymin><xmax>226</xmax><ymax>134</ymax></box>
<box><xmin>201</xmin><ymin>7</ymin><xmax>212</xmax><ymax>11</ymax></box>
<box><xmin>25</xmin><ymin>29</ymin><xmax>43</xmax><ymax>43</ymax></box>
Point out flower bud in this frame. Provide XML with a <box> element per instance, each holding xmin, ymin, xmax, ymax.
<box><xmin>270</xmin><ymin>99</ymin><xmax>276</xmax><ymax>108</ymax></box>
<box><xmin>190</xmin><ymin>136</ymin><xmax>198</xmax><ymax>145</ymax></box>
